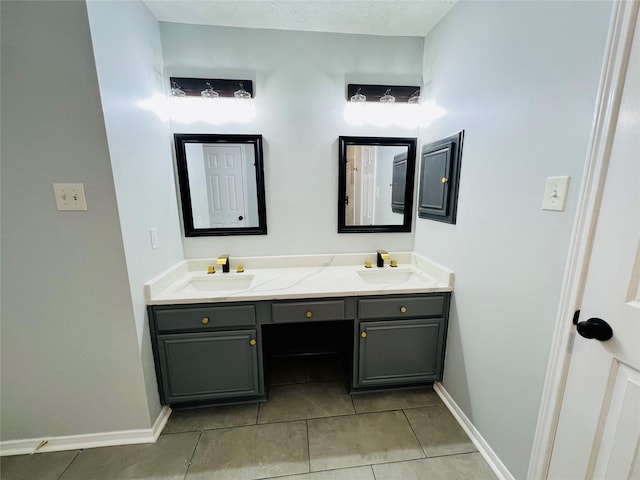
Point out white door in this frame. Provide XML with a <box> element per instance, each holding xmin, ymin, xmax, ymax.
<box><xmin>203</xmin><ymin>145</ymin><xmax>247</xmax><ymax>228</ymax></box>
<box><xmin>548</xmin><ymin>6</ymin><xmax>640</xmax><ymax>479</ymax></box>
<box><xmin>360</xmin><ymin>146</ymin><xmax>376</xmax><ymax>225</ymax></box>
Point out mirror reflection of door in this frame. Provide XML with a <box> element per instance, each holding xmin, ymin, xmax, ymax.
<box><xmin>186</xmin><ymin>143</ymin><xmax>259</xmax><ymax>229</ymax></box>
<box><xmin>203</xmin><ymin>145</ymin><xmax>246</xmax><ymax>228</ymax></box>
<box><xmin>344</xmin><ymin>145</ymin><xmax>406</xmax><ymax>226</ymax></box>
<box><xmin>347</xmin><ymin>146</ymin><xmax>376</xmax><ymax>225</ymax></box>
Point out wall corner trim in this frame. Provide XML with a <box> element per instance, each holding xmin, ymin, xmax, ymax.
<box><xmin>0</xmin><ymin>406</ymin><xmax>172</xmax><ymax>457</ymax></box>
<box><xmin>434</xmin><ymin>383</ymin><xmax>516</xmax><ymax>480</ymax></box>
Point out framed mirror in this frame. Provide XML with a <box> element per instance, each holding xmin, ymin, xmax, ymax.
<box><xmin>338</xmin><ymin>136</ymin><xmax>417</xmax><ymax>233</ymax></box>
<box><xmin>174</xmin><ymin>134</ymin><xmax>267</xmax><ymax>236</ymax></box>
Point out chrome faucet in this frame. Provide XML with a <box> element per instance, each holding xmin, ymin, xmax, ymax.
<box><xmin>217</xmin><ymin>254</ymin><xmax>230</xmax><ymax>273</ymax></box>
<box><xmin>376</xmin><ymin>249</ymin><xmax>390</xmax><ymax>268</ymax></box>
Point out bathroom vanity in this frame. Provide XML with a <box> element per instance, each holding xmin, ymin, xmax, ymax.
<box><xmin>146</xmin><ymin>253</ymin><xmax>453</xmax><ymax>406</ymax></box>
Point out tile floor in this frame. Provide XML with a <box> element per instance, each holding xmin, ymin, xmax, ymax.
<box><xmin>1</xmin><ymin>355</ymin><xmax>497</xmax><ymax>480</ymax></box>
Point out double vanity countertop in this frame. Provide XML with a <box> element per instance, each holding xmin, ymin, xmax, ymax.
<box><xmin>145</xmin><ymin>252</ymin><xmax>454</xmax><ymax>305</ymax></box>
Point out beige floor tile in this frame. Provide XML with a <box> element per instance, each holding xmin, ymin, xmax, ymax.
<box><xmin>186</xmin><ymin>421</ymin><xmax>309</xmax><ymax>480</ymax></box>
<box><xmin>277</xmin><ymin>465</ymin><xmax>375</xmax><ymax>480</ymax></box>
<box><xmin>404</xmin><ymin>405</ymin><xmax>476</xmax><ymax>457</ymax></box>
<box><xmin>305</xmin><ymin>354</ymin><xmax>345</xmax><ymax>383</ymax></box>
<box><xmin>0</xmin><ymin>450</ymin><xmax>79</xmax><ymax>480</ymax></box>
<box><xmin>59</xmin><ymin>432</ymin><xmax>198</xmax><ymax>480</ymax></box>
<box><xmin>269</xmin><ymin>356</ymin><xmax>307</xmax><ymax>385</ymax></box>
<box><xmin>308</xmin><ymin>411</ymin><xmax>424</xmax><ymax>471</ymax></box>
<box><xmin>372</xmin><ymin>452</ymin><xmax>498</xmax><ymax>480</ymax></box>
<box><xmin>351</xmin><ymin>387</ymin><xmax>441</xmax><ymax>413</ymax></box>
<box><xmin>259</xmin><ymin>382</ymin><xmax>354</xmax><ymax>423</ymax></box>
<box><xmin>162</xmin><ymin>403</ymin><xmax>258</xmax><ymax>433</ymax></box>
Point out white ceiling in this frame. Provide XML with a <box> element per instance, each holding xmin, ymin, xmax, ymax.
<box><xmin>142</xmin><ymin>0</ymin><xmax>456</xmax><ymax>37</ymax></box>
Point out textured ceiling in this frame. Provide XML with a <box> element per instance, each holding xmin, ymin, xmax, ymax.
<box><xmin>142</xmin><ymin>1</ymin><xmax>455</xmax><ymax>37</ymax></box>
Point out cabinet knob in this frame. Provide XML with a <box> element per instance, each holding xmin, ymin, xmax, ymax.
<box><xmin>201</xmin><ymin>317</ymin><xmax>209</xmax><ymax>325</ymax></box>
<box><xmin>441</xmin><ymin>177</ymin><xmax>448</xmax><ymax>184</ymax></box>
<box><xmin>400</xmin><ymin>306</ymin><xmax>407</xmax><ymax>313</ymax></box>
<box><xmin>361</xmin><ymin>331</ymin><xmax>367</xmax><ymax>338</ymax></box>
<box><xmin>306</xmin><ymin>311</ymin><xmax>313</xmax><ymax>318</ymax></box>
<box><xmin>250</xmin><ymin>339</ymin><xmax>257</xmax><ymax>346</ymax></box>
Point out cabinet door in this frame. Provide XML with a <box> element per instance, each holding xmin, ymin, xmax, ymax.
<box><xmin>157</xmin><ymin>330</ymin><xmax>260</xmax><ymax>404</ymax></box>
<box><xmin>418</xmin><ymin>131</ymin><xmax>463</xmax><ymax>224</ymax></box>
<box><xmin>357</xmin><ymin>318</ymin><xmax>445</xmax><ymax>387</ymax></box>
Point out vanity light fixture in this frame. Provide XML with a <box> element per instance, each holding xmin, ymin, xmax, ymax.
<box><xmin>200</xmin><ymin>82</ymin><xmax>219</xmax><ymax>99</ymax></box>
<box><xmin>346</xmin><ymin>84</ymin><xmax>420</xmax><ymax>103</ymax></box>
<box><xmin>350</xmin><ymin>87</ymin><xmax>366</xmax><ymax>103</ymax></box>
<box><xmin>408</xmin><ymin>89</ymin><xmax>421</xmax><ymax>104</ymax></box>
<box><xmin>379</xmin><ymin>89</ymin><xmax>396</xmax><ymax>104</ymax></box>
<box><xmin>234</xmin><ymin>82</ymin><xmax>252</xmax><ymax>101</ymax></box>
<box><xmin>169</xmin><ymin>77</ymin><xmax>254</xmax><ymax>99</ymax></box>
<box><xmin>169</xmin><ymin>80</ymin><xmax>186</xmax><ymax>98</ymax></box>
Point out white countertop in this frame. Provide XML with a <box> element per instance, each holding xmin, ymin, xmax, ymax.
<box><xmin>145</xmin><ymin>252</ymin><xmax>454</xmax><ymax>305</ymax></box>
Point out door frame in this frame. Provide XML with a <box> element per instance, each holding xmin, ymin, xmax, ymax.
<box><xmin>527</xmin><ymin>2</ymin><xmax>639</xmax><ymax>479</ymax></box>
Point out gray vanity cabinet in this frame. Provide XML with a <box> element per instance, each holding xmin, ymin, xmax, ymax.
<box><xmin>157</xmin><ymin>330</ymin><xmax>260</xmax><ymax>404</ymax></box>
<box><xmin>353</xmin><ymin>293</ymin><xmax>450</xmax><ymax>390</ymax></box>
<box><xmin>148</xmin><ymin>302</ymin><xmax>266</xmax><ymax>405</ymax></box>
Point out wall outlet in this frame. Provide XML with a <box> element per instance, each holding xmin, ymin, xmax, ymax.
<box><xmin>542</xmin><ymin>176</ymin><xmax>570</xmax><ymax>211</ymax></box>
<box><xmin>53</xmin><ymin>183</ymin><xmax>87</xmax><ymax>211</ymax></box>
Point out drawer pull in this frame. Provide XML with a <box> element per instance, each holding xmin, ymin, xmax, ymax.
<box><xmin>250</xmin><ymin>339</ymin><xmax>257</xmax><ymax>346</ymax></box>
<box><xmin>306</xmin><ymin>311</ymin><xmax>313</xmax><ymax>318</ymax></box>
<box><xmin>400</xmin><ymin>307</ymin><xmax>407</xmax><ymax>313</ymax></box>
<box><xmin>201</xmin><ymin>317</ymin><xmax>210</xmax><ymax>325</ymax></box>
<box><xmin>441</xmin><ymin>177</ymin><xmax>448</xmax><ymax>183</ymax></box>
<box><xmin>361</xmin><ymin>331</ymin><xmax>367</xmax><ymax>338</ymax></box>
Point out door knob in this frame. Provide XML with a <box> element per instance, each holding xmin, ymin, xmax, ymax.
<box><xmin>576</xmin><ymin>317</ymin><xmax>613</xmax><ymax>341</ymax></box>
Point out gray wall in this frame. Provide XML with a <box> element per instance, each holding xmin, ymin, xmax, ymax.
<box><xmin>85</xmin><ymin>0</ymin><xmax>186</xmax><ymax>424</ymax></box>
<box><xmin>160</xmin><ymin>23</ymin><xmax>424</xmax><ymax>257</ymax></box>
<box><xmin>414</xmin><ymin>2</ymin><xmax>613</xmax><ymax>477</ymax></box>
<box><xmin>0</xmin><ymin>0</ymin><xmax>152</xmax><ymax>439</ymax></box>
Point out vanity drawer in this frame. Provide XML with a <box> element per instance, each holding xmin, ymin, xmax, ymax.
<box><xmin>272</xmin><ymin>299</ymin><xmax>345</xmax><ymax>323</ymax></box>
<box><xmin>358</xmin><ymin>295</ymin><xmax>445</xmax><ymax>319</ymax></box>
<box><xmin>154</xmin><ymin>304</ymin><xmax>256</xmax><ymax>332</ymax></box>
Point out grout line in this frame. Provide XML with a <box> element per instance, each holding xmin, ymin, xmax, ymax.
<box><xmin>55</xmin><ymin>449</ymin><xmax>82</xmax><ymax>480</ymax></box>
<box><xmin>371</xmin><ymin>464</ymin><xmax>378</xmax><ymax>480</ymax></box>
<box><xmin>401</xmin><ymin>409</ymin><xmax>427</xmax><ymax>459</ymax></box>
<box><xmin>182</xmin><ymin>430</ymin><xmax>202</xmax><ymax>480</ymax></box>
<box><xmin>305</xmin><ymin>419</ymin><xmax>311</xmax><ymax>474</ymax></box>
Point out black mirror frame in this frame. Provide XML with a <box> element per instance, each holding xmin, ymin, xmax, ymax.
<box><xmin>174</xmin><ymin>133</ymin><xmax>268</xmax><ymax>236</ymax></box>
<box><xmin>338</xmin><ymin>136</ymin><xmax>417</xmax><ymax>233</ymax></box>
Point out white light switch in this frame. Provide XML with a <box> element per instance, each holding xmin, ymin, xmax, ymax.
<box><xmin>542</xmin><ymin>176</ymin><xmax>570</xmax><ymax>211</ymax></box>
<box><xmin>53</xmin><ymin>183</ymin><xmax>87</xmax><ymax>211</ymax></box>
<box><xmin>150</xmin><ymin>228</ymin><xmax>159</xmax><ymax>249</ymax></box>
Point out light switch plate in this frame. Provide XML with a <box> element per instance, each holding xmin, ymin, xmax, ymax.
<box><xmin>53</xmin><ymin>183</ymin><xmax>87</xmax><ymax>211</ymax></box>
<box><xmin>150</xmin><ymin>228</ymin><xmax>159</xmax><ymax>249</ymax></box>
<box><xmin>542</xmin><ymin>176</ymin><xmax>570</xmax><ymax>211</ymax></box>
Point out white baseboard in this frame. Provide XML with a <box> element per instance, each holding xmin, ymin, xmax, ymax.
<box><xmin>0</xmin><ymin>406</ymin><xmax>171</xmax><ymax>457</ymax></box>
<box><xmin>434</xmin><ymin>383</ymin><xmax>515</xmax><ymax>480</ymax></box>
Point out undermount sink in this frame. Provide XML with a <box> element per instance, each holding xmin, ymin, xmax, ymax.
<box><xmin>178</xmin><ymin>274</ymin><xmax>254</xmax><ymax>293</ymax></box>
<box><xmin>357</xmin><ymin>269</ymin><xmax>426</xmax><ymax>285</ymax></box>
